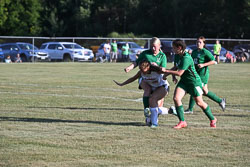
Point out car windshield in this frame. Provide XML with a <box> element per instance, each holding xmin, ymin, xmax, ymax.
<box><xmin>63</xmin><ymin>44</ymin><xmax>82</xmax><ymax>49</ymax></box>
<box><xmin>17</xmin><ymin>43</ymin><xmax>38</xmax><ymax>50</ymax></box>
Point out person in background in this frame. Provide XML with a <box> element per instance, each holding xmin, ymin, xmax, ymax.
<box><xmin>103</xmin><ymin>40</ymin><xmax>111</xmax><ymax>62</ymax></box>
<box><xmin>15</xmin><ymin>53</ymin><xmax>22</xmax><ymax>63</ymax></box>
<box><xmin>185</xmin><ymin>36</ymin><xmax>226</xmax><ymax>114</ymax></box>
<box><xmin>161</xmin><ymin>39</ymin><xmax>217</xmax><ymax>129</ymax></box>
<box><xmin>213</xmin><ymin>40</ymin><xmax>221</xmax><ymax>64</ymax></box>
<box><xmin>5</xmin><ymin>55</ymin><xmax>12</xmax><ymax>63</ymax></box>
<box><xmin>110</xmin><ymin>40</ymin><xmax>118</xmax><ymax>63</ymax></box>
<box><xmin>121</xmin><ymin>42</ymin><xmax>129</xmax><ymax>62</ymax></box>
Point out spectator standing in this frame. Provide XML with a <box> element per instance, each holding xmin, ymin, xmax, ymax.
<box><xmin>122</xmin><ymin>42</ymin><xmax>129</xmax><ymax>62</ymax></box>
<box><xmin>110</xmin><ymin>40</ymin><xmax>118</xmax><ymax>62</ymax></box>
<box><xmin>213</xmin><ymin>40</ymin><xmax>221</xmax><ymax>64</ymax></box>
<box><xmin>103</xmin><ymin>41</ymin><xmax>111</xmax><ymax>62</ymax></box>
<box><xmin>15</xmin><ymin>53</ymin><xmax>22</xmax><ymax>63</ymax></box>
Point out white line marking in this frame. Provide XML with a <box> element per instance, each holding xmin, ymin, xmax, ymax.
<box><xmin>0</xmin><ymin>91</ymin><xmax>250</xmax><ymax>112</ymax></box>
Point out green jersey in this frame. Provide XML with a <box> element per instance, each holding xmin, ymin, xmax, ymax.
<box><xmin>213</xmin><ymin>44</ymin><xmax>221</xmax><ymax>55</ymax></box>
<box><xmin>136</xmin><ymin>50</ymin><xmax>167</xmax><ymax>68</ymax></box>
<box><xmin>174</xmin><ymin>52</ymin><xmax>201</xmax><ymax>85</ymax></box>
<box><xmin>111</xmin><ymin>42</ymin><xmax>117</xmax><ymax>52</ymax></box>
<box><xmin>191</xmin><ymin>48</ymin><xmax>215</xmax><ymax>76</ymax></box>
<box><xmin>122</xmin><ymin>45</ymin><xmax>129</xmax><ymax>55</ymax></box>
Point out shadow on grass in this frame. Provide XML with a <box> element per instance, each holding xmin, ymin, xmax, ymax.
<box><xmin>0</xmin><ymin>116</ymin><xmax>145</xmax><ymax>126</ymax></box>
<box><xmin>28</xmin><ymin>106</ymin><xmax>142</xmax><ymax>112</ymax></box>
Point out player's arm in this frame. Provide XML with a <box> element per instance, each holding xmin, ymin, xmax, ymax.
<box><xmin>162</xmin><ymin>68</ymin><xmax>185</xmax><ymax>77</ymax></box>
<box><xmin>198</xmin><ymin>60</ymin><xmax>216</xmax><ymax>68</ymax></box>
<box><xmin>124</xmin><ymin>61</ymin><xmax>137</xmax><ymax>73</ymax></box>
<box><xmin>114</xmin><ymin>71</ymin><xmax>141</xmax><ymax>86</ymax></box>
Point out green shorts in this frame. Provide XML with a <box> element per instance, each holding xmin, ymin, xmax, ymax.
<box><xmin>177</xmin><ymin>81</ymin><xmax>203</xmax><ymax>97</ymax></box>
<box><xmin>199</xmin><ymin>72</ymin><xmax>209</xmax><ymax>85</ymax></box>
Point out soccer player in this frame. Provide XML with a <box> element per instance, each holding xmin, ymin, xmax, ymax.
<box><xmin>161</xmin><ymin>39</ymin><xmax>217</xmax><ymax>129</ymax></box>
<box><xmin>115</xmin><ymin>60</ymin><xmax>176</xmax><ymax>128</ymax></box>
<box><xmin>124</xmin><ymin>37</ymin><xmax>167</xmax><ymax>115</ymax></box>
<box><xmin>185</xmin><ymin>36</ymin><xmax>226</xmax><ymax>114</ymax></box>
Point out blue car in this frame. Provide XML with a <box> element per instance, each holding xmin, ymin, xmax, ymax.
<box><xmin>0</xmin><ymin>42</ymin><xmax>49</xmax><ymax>62</ymax></box>
<box><xmin>0</xmin><ymin>48</ymin><xmax>4</xmax><ymax>62</ymax></box>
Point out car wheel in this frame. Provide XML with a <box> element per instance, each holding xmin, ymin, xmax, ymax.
<box><xmin>63</xmin><ymin>55</ymin><xmax>72</xmax><ymax>62</ymax></box>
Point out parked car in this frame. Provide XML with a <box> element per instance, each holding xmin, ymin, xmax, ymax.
<box><xmin>187</xmin><ymin>44</ymin><xmax>227</xmax><ymax>62</ymax></box>
<box><xmin>40</xmin><ymin>42</ymin><xmax>93</xmax><ymax>62</ymax></box>
<box><xmin>0</xmin><ymin>42</ymin><xmax>49</xmax><ymax>62</ymax></box>
<box><xmin>96</xmin><ymin>41</ymin><xmax>146</xmax><ymax>62</ymax></box>
<box><xmin>233</xmin><ymin>44</ymin><xmax>250</xmax><ymax>62</ymax></box>
<box><xmin>0</xmin><ymin>48</ymin><xmax>4</xmax><ymax>62</ymax></box>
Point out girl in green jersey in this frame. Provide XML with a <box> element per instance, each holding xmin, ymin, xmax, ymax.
<box><xmin>162</xmin><ymin>39</ymin><xmax>217</xmax><ymax>129</ymax></box>
<box><xmin>185</xmin><ymin>36</ymin><xmax>226</xmax><ymax>114</ymax></box>
<box><xmin>124</xmin><ymin>37</ymin><xmax>167</xmax><ymax>117</ymax></box>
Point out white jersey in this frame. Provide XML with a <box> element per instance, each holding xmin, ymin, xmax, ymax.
<box><xmin>141</xmin><ymin>71</ymin><xmax>169</xmax><ymax>90</ymax></box>
<box><xmin>103</xmin><ymin>43</ymin><xmax>111</xmax><ymax>54</ymax></box>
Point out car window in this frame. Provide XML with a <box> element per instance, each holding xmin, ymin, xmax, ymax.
<box><xmin>40</xmin><ymin>44</ymin><xmax>47</xmax><ymax>49</ymax></box>
<box><xmin>17</xmin><ymin>43</ymin><xmax>37</xmax><ymax>50</ymax></box>
<box><xmin>161</xmin><ymin>41</ymin><xmax>172</xmax><ymax>48</ymax></box>
<box><xmin>10</xmin><ymin>45</ymin><xmax>19</xmax><ymax>51</ymax></box>
<box><xmin>63</xmin><ymin>44</ymin><xmax>82</xmax><ymax>49</ymax></box>
<box><xmin>48</xmin><ymin>44</ymin><xmax>57</xmax><ymax>50</ymax></box>
<box><xmin>129</xmin><ymin>43</ymin><xmax>141</xmax><ymax>49</ymax></box>
<box><xmin>1</xmin><ymin>45</ymin><xmax>12</xmax><ymax>50</ymax></box>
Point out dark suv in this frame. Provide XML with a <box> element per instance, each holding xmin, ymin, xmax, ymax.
<box><xmin>0</xmin><ymin>42</ymin><xmax>49</xmax><ymax>62</ymax></box>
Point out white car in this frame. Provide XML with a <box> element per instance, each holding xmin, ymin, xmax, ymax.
<box><xmin>40</xmin><ymin>42</ymin><xmax>93</xmax><ymax>62</ymax></box>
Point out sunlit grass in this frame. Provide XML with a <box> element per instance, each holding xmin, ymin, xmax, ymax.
<box><xmin>0</xmin><ymin>62</ymin><xmax>250</xmax><ymax>167</ymax></box>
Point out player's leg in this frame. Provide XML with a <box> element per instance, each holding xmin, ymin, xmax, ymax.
<box><xmin>185</xmin><ymin>95</ymin><xmax>195</xmax><ymax>114</ymax></box>
<box><xmin>140</xmin><ymin>80</ymin><xmax>151</xmax><ymax>117</ymax></box>
<box><xmin>149</xmin><ymin>86</ymin><xmax>168</xmax><ymax>127</ymax></box>
<box><xmin>203</xmin><ymin>84</ymin><xmax>226</xmax><ymax>111</ymax></box>
<box><xmin>193</xmin><ymin>95</ymin><xmax>217</xmax><ymax>128</ymax></box>
<box><xmin>173</xmin><ymin>85</ymin><xmax>187</xmax><ymax>129</ymax></box>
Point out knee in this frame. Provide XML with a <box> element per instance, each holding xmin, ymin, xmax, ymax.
<box><xmin>173</xmin><ymin>96</ymin><xmax>180</xmax><ymax>103</ymax></box>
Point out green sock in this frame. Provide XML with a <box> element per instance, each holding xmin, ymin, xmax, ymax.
<box><xmin>176</xmin><ymin>105</ymin><xmax>185</xmax><ymax>121</ymax></box>
<box><xmin>206</xmin><ymin>91</ymin><xmax>222</xmax><ymax>104</ymax></box>
<box><xmin>188</xmin><ymin>96</ymin><xmax>196</xmax><ymax>111</ymax></box>
<box><xmin>202</xmin><ymin>106</ymin><xmax>214</xmax><ymax>121</ymax></box>
<box><xmin>143</xmin><ymin>96</ymin><xmax>149</xmax><ymax>109</ymax></box>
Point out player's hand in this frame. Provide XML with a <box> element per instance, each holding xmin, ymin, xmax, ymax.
<box><xmin>172</xmin><ymin>77</ymin><xmax>178</xmax><ymax>84</ymax></box>
<box><xmin>151</xmin><ymin>62</ymin><xmax>158</xmax><ymax>66</ymax></box>
<box><xmin>113</xmin><ymin>80</ymin><xmax>123</xmax><ymax>86</ymax></box>
<box><xmin>124</xmin><ymin>66</ymin><xmax>132</xmax><ymax>73</ymax></box>
<box><xmin>198</xmin><ymin>64</ymin><xmax>204</xmax><ymax>68</ymax></box>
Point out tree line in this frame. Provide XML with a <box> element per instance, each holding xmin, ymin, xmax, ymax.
<box><xmin>0</xmin><ymin>0</ymin><xmax>250</xmax><ymax>39</ymax></box>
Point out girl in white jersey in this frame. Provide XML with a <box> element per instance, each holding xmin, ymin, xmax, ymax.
<box><xmin>114</xmin><ymin>60</ymin><xmax>176</xmax><ymax>128</ymax></box>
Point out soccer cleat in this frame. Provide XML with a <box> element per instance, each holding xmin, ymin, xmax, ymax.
<box><xmin>174</xmin><ymin>121</ymin><xmax>187</xmax><ymax>129</ymax></box>
<box><xmin>184</xmin><ymin>109</ymin><xmax>193</xmax><ymax>114</ymax></box>
<box><xmin>144</xmin><ymin>108</ymin><xmax>150</xmax><ymax>117</ymax></box>
<box><xmin>169</xmin><ymin>106</ymin><xmax>177</xmax><ymax>116</ymax></box>
<box><xmin>150</xmin><ymin>124</ymin><xmax>158</xmax><ymax>128</ymax></box>
<box><xmin>210</xmin><ymin>117</ymin><xmax>217</xmax><ymax>128</ymax></box>
<box><xmin>219</xmin><ymin>98</ymin><xmax>226</xmax><ymax>111</ymax></box>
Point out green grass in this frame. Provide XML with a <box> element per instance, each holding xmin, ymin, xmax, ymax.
<box><xmin>0</xmin><ymin>62</ymin><xmax>250</xmax><ymax>167</ymax></box>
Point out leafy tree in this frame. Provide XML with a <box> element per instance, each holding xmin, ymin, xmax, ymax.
<box><xmin>0</xmin><ymin>0</ymin><xmax>41</xmax><ymax>36</ymax></box>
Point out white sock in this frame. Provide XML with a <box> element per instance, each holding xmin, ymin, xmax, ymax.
<box><xmin>150</xmin><ymin>107</ymin><xmax>158</xmax><ymax>125</ymax></box>
<box><xmin>158</xmin><ymin>107</ymin><xmax>169</xmax><ymax>115</ymax></box>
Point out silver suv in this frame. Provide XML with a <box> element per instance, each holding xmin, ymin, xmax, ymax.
<box><xmin>40</xmin><ymin>42</ymin><xmax>93</xmax><ymax>62</ymax></box>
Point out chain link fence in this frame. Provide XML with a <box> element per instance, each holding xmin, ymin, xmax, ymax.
<box><xmin>0</xmin><ymin>36</ymin><xmax>249</xmax><ymax>62</ymax></box>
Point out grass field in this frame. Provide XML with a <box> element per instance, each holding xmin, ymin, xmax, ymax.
<box><xmin>0</xmin><ymin>62</ymin><xmax>250</xmax><ymax>167</ymax></box>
